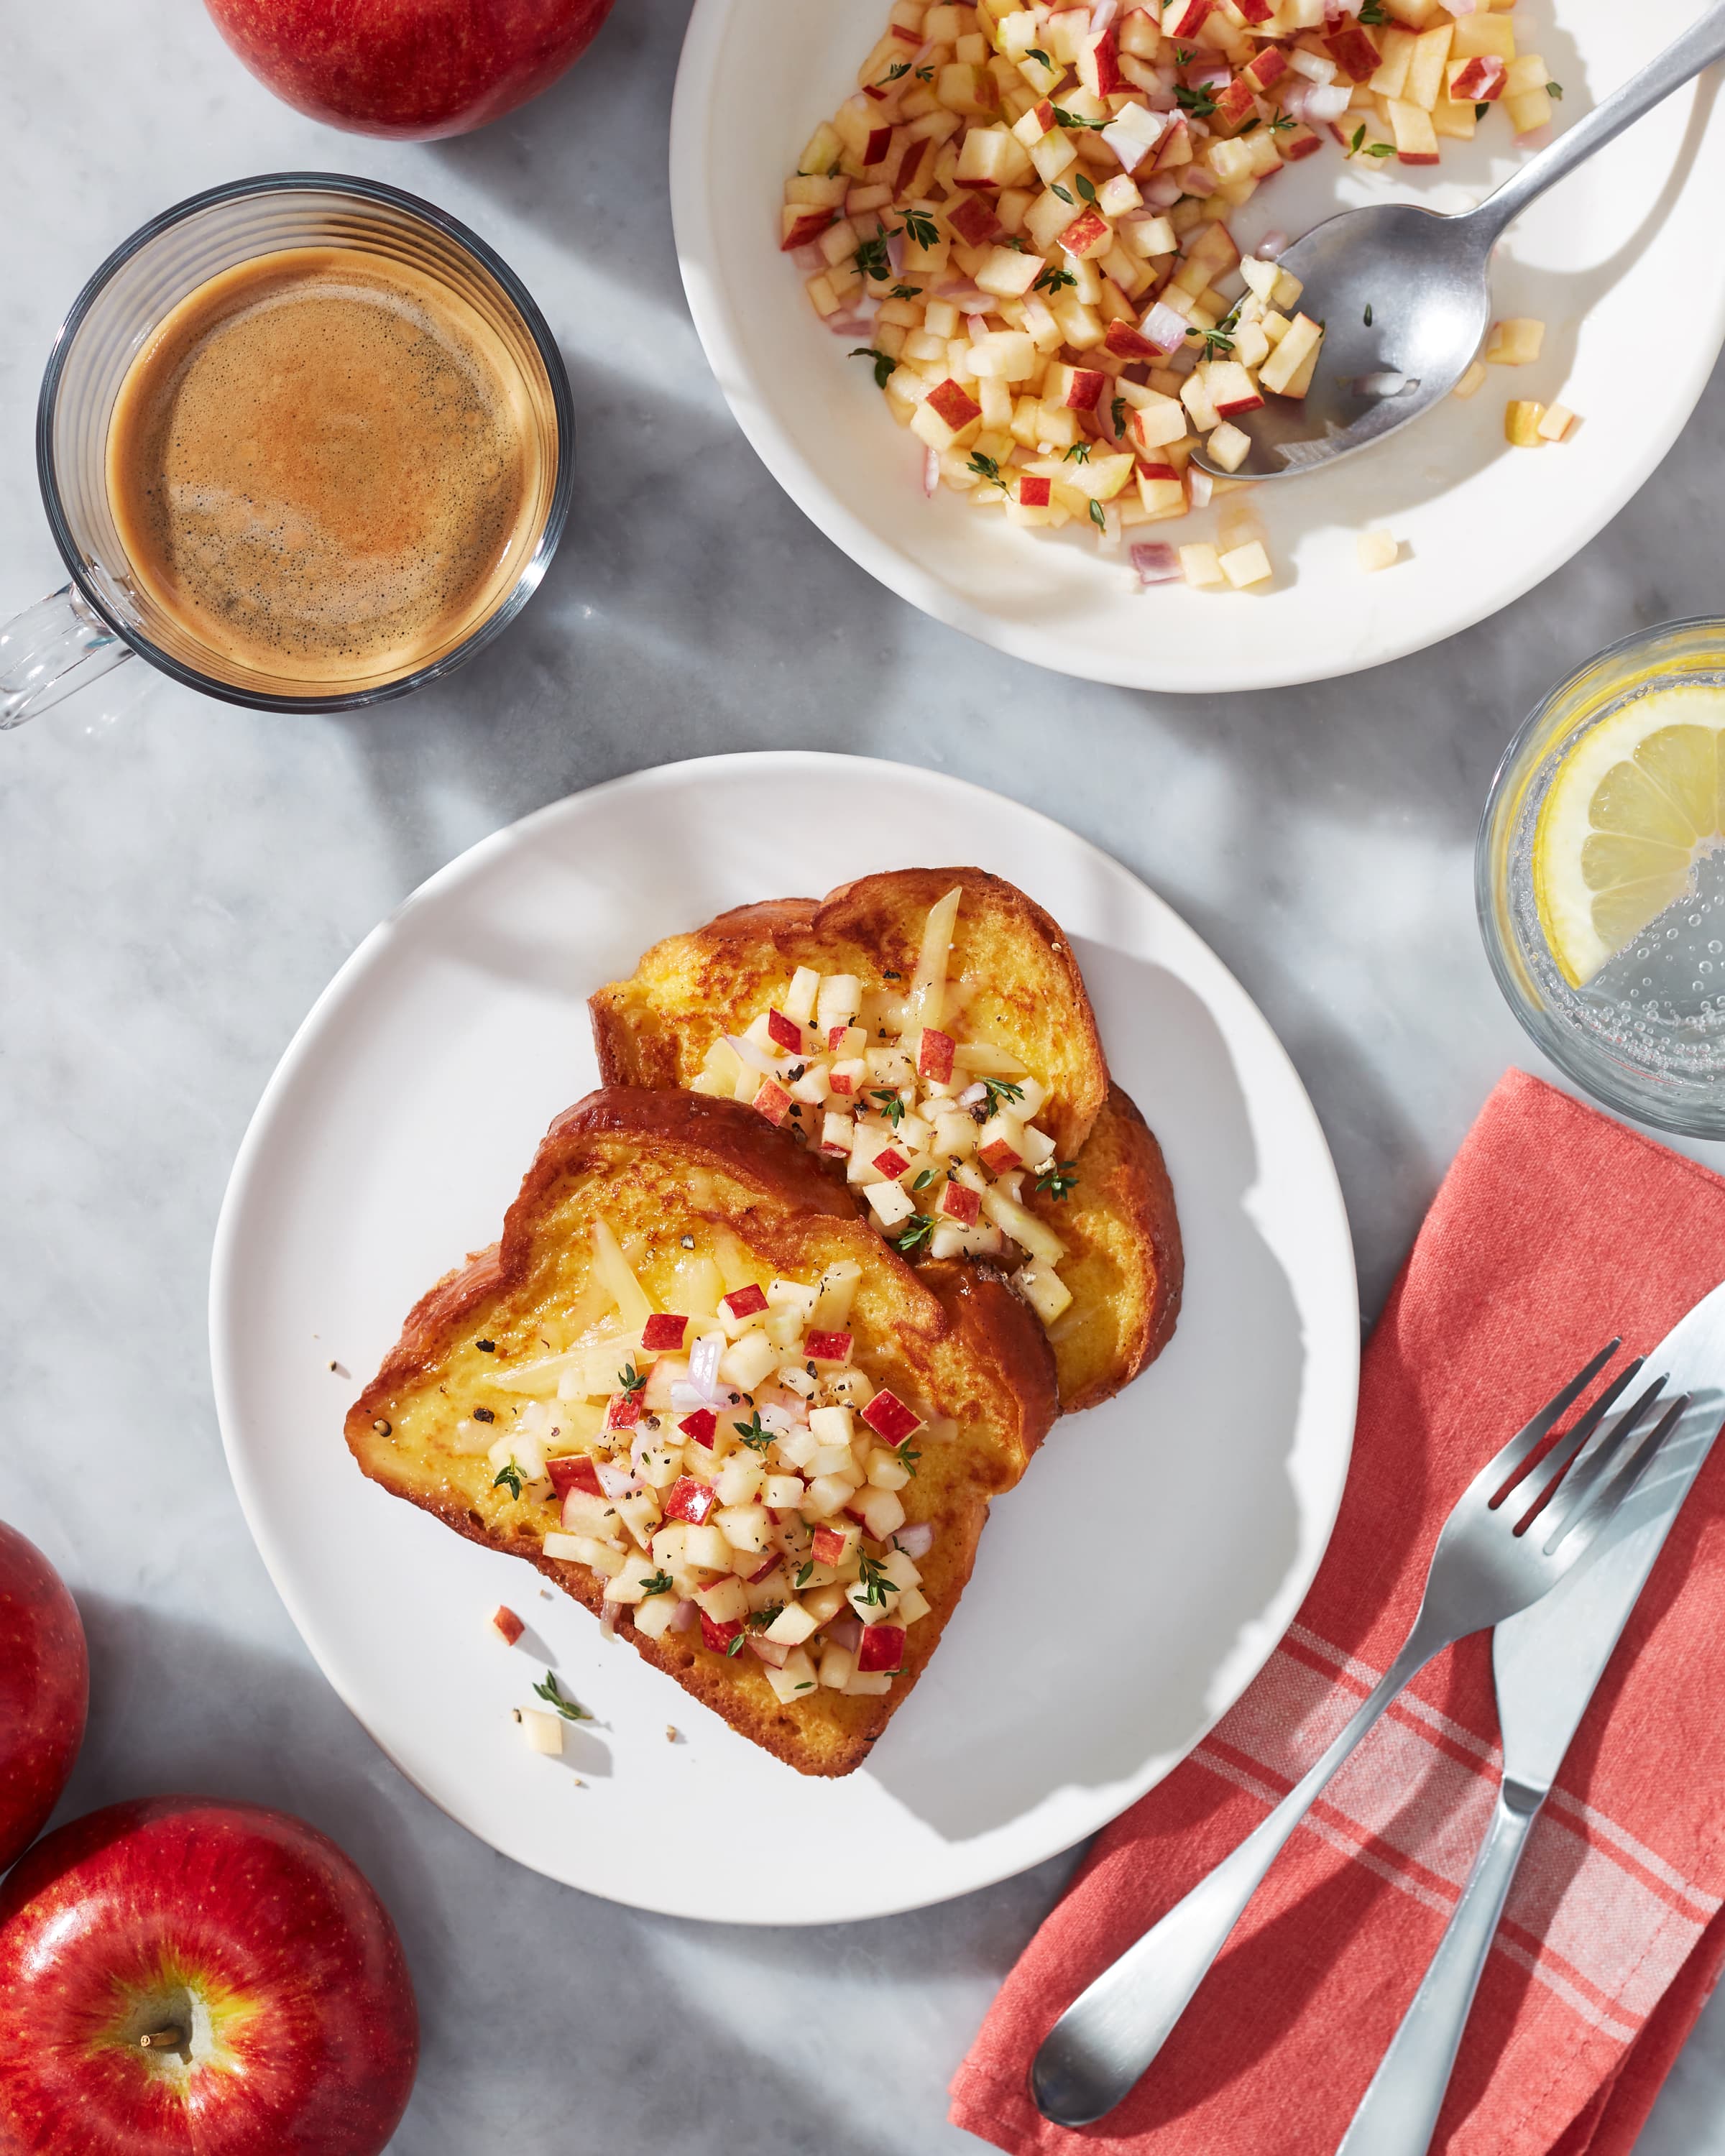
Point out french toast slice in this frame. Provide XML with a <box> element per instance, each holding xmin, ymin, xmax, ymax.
<box><xmin>589</xmin><ymin>868</ymin><xmax>1181</xmax><ymax>1411</ymax></box>
<box><xmin>346</xmin><ymin>1088</ymin><xmax>1058</xmax><ymax>1778</ymax></box>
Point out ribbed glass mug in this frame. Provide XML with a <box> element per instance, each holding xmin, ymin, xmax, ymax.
<box><xmin>0</xmin><ymin>172</ymin><xmax>574</xmax><ymax>728</ymax></box>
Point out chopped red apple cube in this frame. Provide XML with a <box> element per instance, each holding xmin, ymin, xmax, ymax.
<box><xmin>721</xmin><ymin>1284</ymin><xmax>768</xmax><ymax>1321</ymax></box>
<box><xmin>548</xmin><ymin>1454</ymin><xmax>603</xmax><ymax>1498</ymax></box>
<box><xmin>491</xmin><ymin>1606</ymin><xmax>525</xmax><ymax>1645</ymax></box>
<box><xmin>678</xmin><ymin>1408</ymin><xmax>718</xmax><ymax>1446</ymax></box>
<box><xmin>860</xmin><ymin>1388</ymin><xmax>922</xmax><ymax>1443</ymax></box>
<box><xmin>665</xmin><ymin>1476</ymin><xmax>719</xmax><ymax>1525</ymax></box>
<box><xmin>937</xmin><ymin>1179</ymin><xmax>981</xmax><ymax>1225</ymax></box>
<box><xmin>917</xmin><ymin>1027</ymin><xmax>956</xmax><ymax>1082</ymax></box>
<box><xmin>699</xmin><ymin>1611</ymin><xmax>743</xmax><ymax>1653</ymax></box>
<box><xmin>641</xmin><ymin>1312</ymin><xmax>689</xmax><ymax>1352</ymax></box>
<box><xmin>605</xmin><ymin>1393</ymin><xmax>641</xmax><ymax>1431</ymax></box>
<box><xmin>857</xmin><ymin>1624</ymin><xmax>906</xmax><ymax>1673</ymax></box>
<box><xmin>765</xmin><ymin>1008</ymin><xmax>804</xmax><ymax>1053</ymax></box>
<box><xmin>806</xmin><ymin>1329</ymin><xmax>854</xmax><ymax>1365</ymax></box>
<box><xmin>753</xmin><ymin>1078</ymin><xmax>791</xmax><ymax>1125</ymax></box>
<box><xmin>812</xmin><ymin>1519</ymin><xmax>861</xmax><ymax>1567</ymax></box>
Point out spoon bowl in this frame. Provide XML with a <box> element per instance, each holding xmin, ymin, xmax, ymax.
<box><xmin>1192</xmin><ymin>4</ymin><xmax>1725</xmax><ymax>482</ymax></box>
<box><xmin>1200</xmin><ymin>203</ymin><xmax>1493</xmax><ymax>480</ymax></box>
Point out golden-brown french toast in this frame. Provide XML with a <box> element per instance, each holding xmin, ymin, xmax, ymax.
<box><xmin>589</xmin><ymin>869</ymin><xmax>1181</xmax><ymax>1411</ymax></box>
<box><xmin>346</xmin><ymin>1087</ymin><xmax>1059</xmax><ymax>1778</ymax></box>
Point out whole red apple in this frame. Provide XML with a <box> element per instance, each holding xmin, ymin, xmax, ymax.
<box><xmin>202</xmin><ymin>0</ymin><xmax>620</xmax><ymax>139</ymax></box>
<box><xmin>0</xmin><ymin>1797</ymin><xmax>418</xmax><ymax>2155</ymax></box>
<box><xmin>0</xmin><ymin>1521</ymin><xmax>88</xmax><ymax>1876</ymax></box>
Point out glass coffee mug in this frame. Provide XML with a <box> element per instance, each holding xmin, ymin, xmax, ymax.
<box><xmin>0</xmin><ymin>172</ymin><xmax>573</xmax><ymax>728</ymax></box>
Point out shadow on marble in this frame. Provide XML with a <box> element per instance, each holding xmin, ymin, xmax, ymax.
<box><xmin>424</xmin><ymin>0</ymin><xmax>689</xmax><ymax>306</ymax></box>
<box><xmin>870</xmin><ymin>953</ymin><xmax>1306</xmax><ymax>1838</ymax></box>
<box><xmin>53</xmin><ymin>1593</ymin><xmax>935</xmax><ymax>2154</ymax></box>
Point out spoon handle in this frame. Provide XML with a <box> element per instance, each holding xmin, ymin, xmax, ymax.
<box><xmin>1469</xmin><ymin>3</ymin><xmax>1725</xmax><ymax>245</ymax></box>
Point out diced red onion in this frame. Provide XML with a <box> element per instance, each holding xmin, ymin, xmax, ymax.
<box><xmin>791</xmin><ymin>243</ymin><xmax>824</xmax><ymax>273</ymax></box>
<box><xmin>1141</xmin><ymin>172</ymin><xmax>1184</xmax><ymax>208</ymax></box>
<box><xmin>1189</xmin><ymin>60</ymin><xmax>1230</xmax><ymax>91</ymax></box>
<box><xmin>1255</xmin><ymin>230</ymin><xmax>1289</xmax><ymax>261</ymax></box>
<box><xmin>923</xmin><ymin>445</ymin><xmax>939</xmax><ymax>498</ymax></box>
<box><xmin>1356</xmin><ymin>371</ymin><xmax>1414</xmax><ymax>398</ymax></box>
<box><xmin>957</xmin><ymin>1079</ymin><xmax>989</xmax><ymax>1108</ymax></box>
<box><xmin>1448</xmin><ymin>0</ymin><xmax>1476</xmax><ymax>12</ymax></box>
<box><xmin>1180</xmin><ymin>164</ymin><xmax>1217</xmax><ymax>195</ymax></box>
<box><xmin>1279</xmin><ymin>82</ymin><xmax>1311</xmax><ymax>123</ymax></box>
<box><xmin>934</xmin><ymin>282</ymin><xmax>992</xmax><ymax>310</ymax></box>
<box><xmin>886</xmin><ymin>230</ymin><xmax>906</xmax><ymax>275</ymax></box>
<box><xmin>668</xmin><ymin>1598</ymin><xmax>697</xmax><ymax>1633</ymax></box>
<box><xmin>689</xmin><ymin>1331</ymin><xmax>724</xmax><ymax>1399</ymax></box>
<box><xmin>1287</xmin><ymin>47</ymin><xmax>1337</xmax><ymax>84</ymax></box>
<box><xmin>1090</xmin><ymin>0</ymin><xmax>1118</xmax><ymax>31</ymax></box>
<box><xmin>1141</xmin><ymin>86</ymin><xmax>1179</xmax><ymax>111</ymax></box>
<box><xmin>1139</xmin><ymin>300</ymin><xmax>1190</xmax><ymax>354</ymax></box>
<box><xmin>596</xmin><ymin>1460</ymin><xmax>643</xmax><ymax>1499</ymax></box>
<box><xmin>668</xmin><ymin>1380</ymin><xmax>710</xmax><ymax>1414</ymax></box>
<box><xmin>829</xmin><ymin>1615</ymin><xmax>863</xmax><ymax>1651</ymax></box>
<box><xmin>895</xmin><ymin>1522</ymin><xmax>936</xmax><ymax>1560</ymax></box>
<box><xmin>758</xmin><ymin>1402</ymin><xmax>796</xmax><ymax>1437</ymax></box>
<box><xmin>723</xmin><ymin>1031</ymin><xmax>787</xmax><ymax>1077</ymax></box>
<box><xmin>1302</xmin><ymin>83</ymin><xmax>1355</xmax><ymax>124</ymax></box>
<box><xmin>827</xmin><ymin>314</ymin><xmax>873</xmax><ymax>337</ymax></box>
<box><xmin>1131</xmin><ymin>543</ymin><xmax>1182</xmax><ymax>585</ymax></box>
<box><xmin>1187</xmin><ymin>464</ymin><xmax>1213</xmax><ymax>510</ymax></box>
<box><xmin>967</xmin><ymin>313</ymin><xmax>990</xmax><ymax>344</ymax></box>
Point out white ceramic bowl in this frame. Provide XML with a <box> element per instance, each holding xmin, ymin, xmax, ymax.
<box><xmin>670</xmin><ymin>1</ymin><xmax>1725</xmax><ymax>692</ymax></box>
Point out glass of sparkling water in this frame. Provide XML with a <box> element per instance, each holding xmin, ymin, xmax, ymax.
<box><xmin>1478</xmin><ymin>617</ymin><xmax>1725</xmax><ymax>1138</ymax></box>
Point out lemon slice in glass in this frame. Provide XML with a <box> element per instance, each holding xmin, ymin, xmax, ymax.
<box><xmin>1534</xmin><ymin>684</ymin><xmax>1725</xmax><ymax>985</ymax></box>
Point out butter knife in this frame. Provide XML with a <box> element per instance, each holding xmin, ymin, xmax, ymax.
<box><xmin>1334</xmin><ymin>1281</ymin><xmax>1725</xmax><ymax>2156</ymax></box>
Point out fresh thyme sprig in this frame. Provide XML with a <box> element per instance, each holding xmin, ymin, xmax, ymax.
<box><xmin>850</xmin><ymin>346</ymin><xmax>897</xmax><ymax>389</ymax></box>
<box><xmin>533</xmin><ymin>1671</ymin><xmax>590</xmax><ymax>1722</ymax></box>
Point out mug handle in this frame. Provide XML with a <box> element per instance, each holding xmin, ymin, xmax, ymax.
<box><xmin>1</xmin><ymin>584</ymin><xmax>133</xmax><ymax>730</ymax></box>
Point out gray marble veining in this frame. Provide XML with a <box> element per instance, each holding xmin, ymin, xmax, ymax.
<box><xmin>4</xmin><ymin>4</ymin><xmax>1725</xmax><ymax>2150</ymax></box>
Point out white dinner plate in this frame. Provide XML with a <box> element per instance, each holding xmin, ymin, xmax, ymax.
<box><xmin>670</xmin><ymin>1</ymin><xmax>1725</xmax><ymax>692</ymax></box>
<box><xmin>209</xmin><ymin>753</ymin><xmax>1358</xmax><ymax>1923</ymax></box>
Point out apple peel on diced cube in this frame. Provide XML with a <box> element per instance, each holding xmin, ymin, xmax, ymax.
<box><xmin>857</xmin><ymin>1623</ymin><xmax>906</xmax><ymax>1674</ymax></box>
<box><xmin>860</xmin><ymin>1389</ymin><xmax>923</xmax><ymax>1444</ymax></box>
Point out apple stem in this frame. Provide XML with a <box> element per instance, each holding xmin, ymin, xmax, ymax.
<box><xmin>139</xmin><ymin>2027</ymin><xmax>185</xmax><ymax>2052</ymax></box>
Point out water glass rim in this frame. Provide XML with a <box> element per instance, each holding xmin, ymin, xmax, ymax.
<box><xmin>1476</xmin><ymin>614</ymin><xmax>1725</xmax><ymax>1138</ymax></box>
<box><xmin>35</xmin><ymin>169</ymin><xmax>575</xmax><ymax>716</ymax></box>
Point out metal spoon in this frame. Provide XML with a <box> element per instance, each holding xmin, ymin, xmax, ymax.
<box><xmin>1191</xmin><ymin>5</ymin><xmax>1725</xmax><ymax>480</ymax></box>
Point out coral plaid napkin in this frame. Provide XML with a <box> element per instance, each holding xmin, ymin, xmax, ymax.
<box><xmin>952</xmin><ymin>1070</ymin><xmax>1725</xmax><ymax>2156</ymax></box>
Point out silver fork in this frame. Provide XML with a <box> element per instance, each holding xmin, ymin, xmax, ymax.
<box><xmin>1031</xmin><ymin>1342</ymin><xmax>1685</xmax><ymax>2129</ymax></box>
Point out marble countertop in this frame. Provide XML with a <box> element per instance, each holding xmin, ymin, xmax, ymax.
<box><xmin>6</xmin><ymin>3</ymin><xmax>1725</xmax><ymax>2149</ymax></box>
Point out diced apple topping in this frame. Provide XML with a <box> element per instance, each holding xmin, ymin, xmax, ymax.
<box><xmin>693</xmin><ymin>889</ymin><xmax>1080</xmax><ymax>1327</ymax></box>
<box><xmin>786</xmin><ymin>0</ymin><xmax>1554</xmax><ymax>592</ymax></box>
<box><xmin>474</xmin><ymin>1238</ymin><xmax>945</xmax><ymax>1707</ymax></box>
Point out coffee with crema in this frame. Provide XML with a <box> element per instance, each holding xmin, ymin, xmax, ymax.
<box><xmin>107</xmin><ymin>247</ymin><xmax>543</xmax><ymax>686</ymax></box>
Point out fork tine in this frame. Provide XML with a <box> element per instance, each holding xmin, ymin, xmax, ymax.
<box><xmin>1518</xmin><ymin>1363</ymin><xmax>1665</xmax><ymax>1535</ymax></box>
<box><xmin>1494</xmin><ymin>1356</ymin><xmax>1646</xmax><ymax>1511</ymax></box>
<box><xmin>1483</xmin><ymin>1340</ymin><xmax>1622</xmax><ymax>1490</ymax></box>
<box><xmin>1544</xmin><ymin>1395</ymin><xmax>1690</xmax><ymax>1557</ymax></box>
<box><xmin>1524</xmin><ymin>1372</ymin><xmax>1667</xmax><ymax>1534</ymax></box>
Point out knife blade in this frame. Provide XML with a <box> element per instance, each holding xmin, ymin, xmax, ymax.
<box><xmin>1491</xmin><ymin>1278</ymin><xmax>1725</xmax><ymax>1797</ymax></box>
